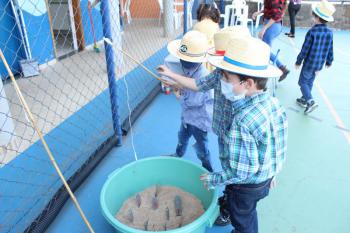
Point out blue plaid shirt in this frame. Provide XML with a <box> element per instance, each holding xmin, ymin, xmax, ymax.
<box><xmin>296</xmin><ymin>24</ymin><xmax>334</xmax><ymax>71</ymax></box>
<box><xmin>202</xmin><ymin>92</ymin><xmax>288</xmax><ymax>188</ymax></box>
<box><xmin>196</xmin><ymin>69</ymin><xmax>234</xmax><ymax>138</ymax></box>
<box><xmin>164</xmin><ymin>56</ymin><xmax>213</xmax><ymax>132</ymax></box>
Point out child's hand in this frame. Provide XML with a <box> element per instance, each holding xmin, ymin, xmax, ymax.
<box><xmin>295</xmin><ymin>64</ymin><xmax>300</xmax><ymax>70</ymax></box>
<box><xmin>200</xmin><ymin>173</ymin><xmax>210</xmax><ymax>190</ymax></box>
<box><xmin>157</xmin><ymin>65</ymin><xmax>173</xmax><ymax>78</ymax></box>
<box><xmin>258</xmin><ymin>29</ymin><xmax>266</xmax><ymax>39</ymax></box>
<box><xmin>315</xmin><ymin>71</ymin><xmax>320</xmax><ymax>76</ymax></box>
<box><xmin>161</xmin><ymin>77</ymin><xmax>178</xmax><ymax>87</ymax></box>
<box><xmin>252</xmin><ymin>11</ymin><xmax>259</xmax><ymax>20</ymax></box>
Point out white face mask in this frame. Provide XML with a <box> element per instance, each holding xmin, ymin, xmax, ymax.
<box><xmin>220</xmin><ymin>79</ymin><xmax>246</xmax><ymax>102</ymax></box>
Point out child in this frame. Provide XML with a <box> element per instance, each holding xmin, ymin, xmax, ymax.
<box><xmin>193</xmin><ymin>3</ymin><xmax>221</xmax><ymax>71</ymax></box>
<box><xmin>158</xmin><ymin>36</ymin><xmax>288</xmax><ymax>233</ymax></box>
<box><xmin>196</xmin><ymin>3</ymin><xmax>221</xmax><ymax>24</ymax></box>
<box><xmin>295</xmin><ymin>0</ymin><xmax>335</xmax><ymax>114</ymax></box>
<box><xmin>252</xmin><ymin>0</ymin><xmax>290</xmax><ymax>82</ymax></box>
<box><xmin>162</xmin><ymin>30</ymin><xmax>214</xmax><ymax>172</ymax></box>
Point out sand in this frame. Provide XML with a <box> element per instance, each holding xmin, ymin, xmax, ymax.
<box><xmin>115</xmin><ymin>185</ymin><xmax>205</xmax><ymax>231</ymax></box>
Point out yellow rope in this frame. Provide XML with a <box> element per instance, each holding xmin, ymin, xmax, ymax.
<box><xmin>0</xmin><ymin>49</ymin><xmax>94</xmax><ymax>233</ymax></box>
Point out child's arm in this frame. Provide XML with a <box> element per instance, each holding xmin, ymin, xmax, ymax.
<box><xmin>296</xmin><ymin>30</ymin><xmax>313</xmax><ymax>67</ymax></box>
<box><xmin>157</xmin><ymin>65</ymin><xmax>199</xmax><ymax>91</ymax></box>
<box><xmin>326</xmin><ymin>37</ymin><xmax>334</xmax><ymax>68</ymax></box>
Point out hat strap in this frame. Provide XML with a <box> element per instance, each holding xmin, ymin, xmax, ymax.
<box><xmin>179</xmin><ymin>50</ymin><xmax>206</xmax><ymax>57</ymax></box>
<box><xmin>315</xmin><ymin>7</ymin><xmax>330</xmax><ymax>19</ymax></box>
<box><xmin>224</xmin><ymin>56</ymin><xmax>268</xmax><ymax>70</ymax></box>
<box><xmin>216</xmin><ymin>50</ymin><xmax>225</xmax><ymax>56</ymax></box>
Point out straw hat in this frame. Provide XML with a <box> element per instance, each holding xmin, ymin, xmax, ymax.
<box><xmin>312</xmin><ymin>0</ymin><xmax>336</xmax><ymax>22</ymax></box>
<box><xmin>208</xmin><ymin>37</ymin><xmax>282</xmax><ymax>78</ymax></box>
<box><xmin>167</xmin><ymin>30</ymin><xmax>209</xmax><ymax>63</ymax></box>
<box><xmin>193</xmin><ymin>19</ymin><xmax>219</xmax><ymax>47</ymax></box>
<box><xmin>208</xmin><ymin>26</ymin><xmax>251</xmax><ymax>56</ymax></box>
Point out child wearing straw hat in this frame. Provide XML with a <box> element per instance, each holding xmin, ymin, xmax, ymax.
<box><xmin>295</xmin><ymin>0</ymin><xmax>335</xmax><ymax>114</ymax></box>
<box><xmin>193</xmin><ymin>3</ymin><xmax>220</xmax><ymax>72</ymax></box>
<box><xmin>208</xmin><ymin>26</ymin><xmax>251</xmax><ymax>56</ymax></box>
<box><xmin>161</xmin><ymin>30</ymin><xmax>214</xmax><ymax>172</ymax></box>
<box><xmin>193</xmin><ymin>3</ymin><xmax>221</xmax><ymax>47</ymax></box>
<box><xmin>158</xmin><ymin>36</ymin><xmax>288</xmax><ymax>233</ymax></box>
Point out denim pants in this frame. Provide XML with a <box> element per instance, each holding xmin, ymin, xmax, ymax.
<box><xmin>288</xmin><ymin>2</ymin><xmax>301</xmax><ymax>35</ymax></box>
<box><xmin>227</xmin><ymin>179</ymin><xmax>272</xmax><ymax>233</ymax></box>
<box><xmin>298</xmin><ymin>66</ymin><xmax>317</xmax><ymax>102</ymax></box>
<box><xmin>176</xmin><ymin>123</ymin><xmax>213</xmax><ymax>172</ymax></box>
<box><xmin>262</xmin><ymin>21</ymin><xmax>284</xmax><ymax>68</ymax></box>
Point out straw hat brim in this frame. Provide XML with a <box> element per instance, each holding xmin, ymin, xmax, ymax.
<box><xmin>167</xmin><ymin>39</ymin><xmax>207</xmax><ymax>63</ymax></box>
<box><xmin>207</xmin><ymin>47</ymin><xmax>225</xmax><ymax>57</ymax></box>
<box><xmin>208</xmin><ymin>56</ymin><xmax>282</xmax><ymax>78</ymax></box>
<box><xmin>312</xmin><ymin>4</ymin><xmax>334</xmax><ymax>22</ymax></box>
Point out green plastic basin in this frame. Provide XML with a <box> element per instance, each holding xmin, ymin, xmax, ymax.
<box><xmin>100</xmin><ymin>157</ymin><xmax>219</xmax><ymax>233</ymax></box>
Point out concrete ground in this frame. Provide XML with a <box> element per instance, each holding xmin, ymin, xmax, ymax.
<box><xmin>46</xmin><ymin>28</ymin><xmax>350</xmax><ymax>233</ymax></box>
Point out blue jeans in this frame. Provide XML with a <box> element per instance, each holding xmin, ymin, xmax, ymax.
<box><xmin>227</xmin><ymin>179</ymin><xmax>272</xmax><ymax>233</ymax></box>
<box><xmin>298</xmin><ymin>66</ymin><xmax>316</xmax><ymax>102</ymax></box>
<box><xmin>176</xmin><ymin>123</ymin><xmax>213</xmax><ymax>172</ymax></box>
<box><xmin>262</xmin><ymin>21</ymin><xmax>284</xmax><ymax>68</ymax></box>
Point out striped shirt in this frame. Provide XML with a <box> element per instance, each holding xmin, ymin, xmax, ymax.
<box><xmin>196</xmin><ymin>69</ymin><xmax>235</xmax><ymax>138</ymax></box>
<box><xmin>296</xmin><ymin>24</ymin><xmax>334</xmax><ymax>71</ymax></box>
<box><xmin>202</xmin><ymin>92</ymin><xmax>288</xmax><ymax>188</ymax></box>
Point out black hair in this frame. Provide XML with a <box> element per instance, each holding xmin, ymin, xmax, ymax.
<box><xmin>312</xmin><ymin>12</ymin><xmax>328</xmax><ymax>24</ymax></box>
<box><xmin>196</xmin><ymin>3</ymin><xmax>221</xmax><ymax>23</ymax></box>
<box><xmin>238</xmin><ymin>75</ymin><xmax>268</xmax><ymax>91</ymax></box>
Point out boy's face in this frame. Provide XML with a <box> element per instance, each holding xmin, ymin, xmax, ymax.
<box><xmin>220</xmin><ymin>70</ymin><xmax>260</xmax><ymax>97</ymax></box>
<box><xmin>221</xmin><ymin>70</ymin><xmax>248</xmax><ymax>95</ymax></box>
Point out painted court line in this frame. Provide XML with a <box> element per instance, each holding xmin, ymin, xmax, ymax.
<box><xmin>286</xmin><ymin>37</ymin><xmax>350</xmax><ymax>144</ymax></box>
<box><xmin>315</xmin><ymin>81</ymin><xmax>350</xmax><ymax>143</ymax></box>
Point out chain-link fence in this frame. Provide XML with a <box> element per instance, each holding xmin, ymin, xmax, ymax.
<box><xmin>0</xmin><ymin>0</ymin><xmax>191</xmax><ymax>231</ymax></box>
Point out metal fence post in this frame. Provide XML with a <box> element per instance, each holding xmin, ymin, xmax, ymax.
<box><xmin>163</xmin><ymin>0</ymin><xmax>174</xmax><ymax>37</ymax></box>
<box><xmin>100</xmin><ymin>0</ymin><xmax>122</xmax><ymax>146</ymax></box>
<box><xmin>184</xmin><ymin>0</ymin><xmax>188</xmax><ymax>34</ymax></box>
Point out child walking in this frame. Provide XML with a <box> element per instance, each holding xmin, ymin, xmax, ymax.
<box><xmin>295</xmin><ymin>0</ymin><xmax>335</xmax><ymax>114</ymax></box>
<box><xmin>162</xmin><ymin>30</ymin><xmax>214</xmax><ymax>172</ymax></box>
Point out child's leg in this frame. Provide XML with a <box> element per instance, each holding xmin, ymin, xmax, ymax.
<box><xmin>175</xmin><ymin>123</ymin><xmax>191</xmax><ymax>157</ymax></box>
<box><xmin>226</xmin><ymin>179</ymin><xmax>272</xmax><ymax>233</ymax></box>
<box><xmin>262</xmin><ymin>22</ymin><xmax>284</xmax><ymax>68</ymax></box>
<box><xmin>190</xmin><ymin>125</ymin><xmax>213</xmax><ymax>172</ymax></box>
<box><xmin>298</xmin><ymin>66</ymin><xmax>316</xmax><ymax>102</ymax></box>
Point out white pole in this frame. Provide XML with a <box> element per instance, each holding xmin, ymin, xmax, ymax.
<box><xmin>163</xmin><ymin>0</ymin><xmax>174</xmax><ymax>37</ymax></box>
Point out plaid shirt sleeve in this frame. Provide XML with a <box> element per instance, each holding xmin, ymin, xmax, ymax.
<box><xmin>326</xmin><ymin>36</ymin><xmax>334</xmax><ymax>66</ymax></box>
<box><xmin>195</xmin><ymin>69</ymin><xmax>220</xmax><ymax>92</ymax></box>
<box><xmin>202</xmin><ymin>123</ymin><xmax>259</xmax><ymax>189</ymax></box>
<box><xmin>296</xmin><ymin>30</ymin><xmax>313</xmax><ymax>65</ymax></box>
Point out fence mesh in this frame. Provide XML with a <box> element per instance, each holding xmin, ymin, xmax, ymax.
<box><xmin>0</xmin><ymin>0</ymin><xmax>187</xmax><ymax>231</ymax></box>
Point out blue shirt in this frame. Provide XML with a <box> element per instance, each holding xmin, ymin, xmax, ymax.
<box><xmin>164</xmin><ymin>55</ymin><xmax>213</xmax><ymax>132</ymax></box>
<box><xmin>296</xmin><ymin>24</ymin><xmax>334</xmax><ymax>71</ymax></box>
<box><xmin>201</xmin><ymin>92</ymin><xmax>288</xmax><ymax>188</ymax></box>
<box><xmin>196</xmin><ymin>69</ymin><xmax>234</xmax><ymax>137</ymax></box>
